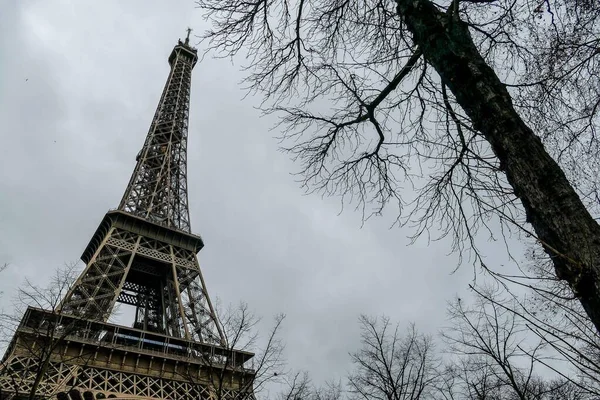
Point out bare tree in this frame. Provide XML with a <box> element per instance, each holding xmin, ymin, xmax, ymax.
<box><xmin>477</xmin><ymin>243</ymin><xmax>600</xmax><ymax>395</ymax></box>
<box><xmin>276</xmin><ymin>372</ymin><xmax>343</xmax><ymax>400</ymax></box>
<box><xmin>343</xmin><ymin>298</ymin><xmax>597</xmax><ymax>400</ymax></box>
<box><xmin>435</xmin><ymin>360</ymin><xmax>505</xmax><ymax>400</ymax></box>
<box><xmin>442</xmin><ymin>289</ymin><xmax>543</xmax><ymax>399</ymax></box>
<box><xmin>441</xmin><ymin>284</ymin><xmax>600</xmax><ymax>399</ymax></box>
<box><xmin>313</xmin><ymin>380</ymin><xmax>344</xmax><ymax>400</ymax></box>
<box><xmin>252</xmin><ymin>301</ymin><xmax>597</xmax><ymax>400</ymax></box>
<box><xmin>348</xmin><ymin>315</ymin><xmax>440</xmax><ymax>400</ymax></box>
<box><xmin>194</xmin><ymin>0</ymin><xmax>600</xmax><ymax>330</ymax></box>
<box><xmin>277</xmin><ymin>372</ymin><xmax>314</xmax><ymax>400</ymax></box>
<box><xmin>254</xmin><ymin>315</ymin><xmax>439</xmax><ymax>400</ymax></box>
<box><xmin>0</xmin><ymin>264</ymin><xmax>102</xmax><ymax>400</ymax></box>
<box><xmin>181</xmin><ymin>302</ymin><xmax>287</xmax><ymax>400</ymax></box>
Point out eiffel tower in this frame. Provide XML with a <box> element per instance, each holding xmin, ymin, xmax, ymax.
<box><xmin>0</xmin><ymin>32</ymin><xmax>255</xmax><ymax>400</ymax></box>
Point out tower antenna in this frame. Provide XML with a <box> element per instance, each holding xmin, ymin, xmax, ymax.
<box><xmin>185</xmin><ymin>27</ymin><xmax>192</xmax><ymax>44</ymax></box>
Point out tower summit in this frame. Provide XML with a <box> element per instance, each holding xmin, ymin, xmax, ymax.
<box><xmin>0</xmin><ymin>35</ymin><xmax>255</xmax><ymax>400</ymax></box>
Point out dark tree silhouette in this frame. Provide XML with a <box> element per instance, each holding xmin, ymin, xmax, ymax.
<box><xmin>0</xmin><ymin>265</ymin><xmax>102</xmax><ymax>400</ymax></box>
<box><xmin>180</xmin><ymin>302</ymin><xmax>287</xmax><ymax>400</ymax></box>
<box><xmin>194</xmin><ymin>0</ymin><xmax>600</xmax><ymax>330</ymax></box>
<box><xmin>348</xmin><ymin>316</ymin><xmax>439</xmax><ymax>400</ymax></box>
<box><xmin>333</xmin><ymin>306</ymin><xmax>598</xmax><ymax>399</ymax></box>
<box><xmin>441</xmin><ymin>284</ymin><xmax>600</xmax><ymax>399</ymax></box>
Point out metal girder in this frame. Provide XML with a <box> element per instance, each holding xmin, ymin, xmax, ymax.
<box><xmin>60</xmin><ymin>227</ymin><xmax>224</xmax><ymax>344</ymax></box>
<box><xmin>0</xmin><ymin>308</ymin><xmax>255</xmax><ymax>399</ymax></box>
<box><xmin>118</xmin><ymin>39</ymin><xmax>197</xmax><ymax>233</ymax></box>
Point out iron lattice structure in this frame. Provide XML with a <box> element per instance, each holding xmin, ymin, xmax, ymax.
<box><xmin>119</xmin><ymin>36</ymin><xmax>194</xmax><ymax>233</ymax></box>
<box><xmin>0</xmin><ymin>34</ymin><xmax>255</xmax><ymax>400</ymax></box>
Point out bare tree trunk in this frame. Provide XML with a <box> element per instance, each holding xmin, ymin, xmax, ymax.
<box><xmin>394</xmin><ymin>0</ymin><xmax>600</xmax><ymax>332</ymax></box>
<box><xmin>29</xmin><ymin>349</ymin><xmax>52</xmax><ymax>400</ymax></box>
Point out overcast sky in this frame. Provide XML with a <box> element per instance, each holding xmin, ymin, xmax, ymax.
<box><xmin>0</xmin><ymin>0</ymin><xmax>525</xmax><ymax>387</ymax></box>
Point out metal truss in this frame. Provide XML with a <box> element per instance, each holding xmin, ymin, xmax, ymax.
<box><xmin>0</xmin><ymin>355</ymin><xmax>236</xmax><ymax>400</ymax></box>
<box><xmin>60</xmin><ymin>225</ymin><xmax>224</xmax><ymax>344</ymax></box>
<box><xmin>0</xmin><ymin>308</ymin><xmax>255</xmax><ymax>400</ymax></box>
<box><xmin>118</xmin><ymin>37</ymin><xmax>197</xmax><ymax>233</ymax></box>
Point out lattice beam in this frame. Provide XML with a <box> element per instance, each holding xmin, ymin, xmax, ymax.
<box><xmin>118</xmin><ymin>38</ymin><xmax>197</xmax><ymax>233</ymax></box>
<box><xmin>0</xmin><ymin>309</ymin><xmax>255</xmax><ymax>399</ymax></box>
<box><xmin>60</xmin><ymin>226</ymin><xmax>224</xmax><ymax>343</ymax></box>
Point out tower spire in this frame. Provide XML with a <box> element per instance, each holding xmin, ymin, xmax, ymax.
<box><xmin>186</xmin><ymin>27</ymin><xmax>192</xmax><ymax>45</ymax></box>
